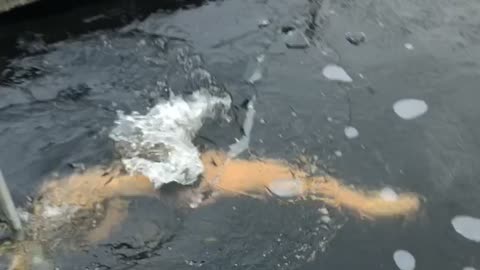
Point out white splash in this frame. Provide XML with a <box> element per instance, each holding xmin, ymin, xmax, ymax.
<box><xmin>110</xmin><ymin>89</ymin><xmax>231</xmax><ymax>188</ymax></box>
<box><xmin>393</xmin><ymin>250</ymin><xmax>416</xmax><ymax>270</ymax></box>
<box><xmin>267</xmin><ymin>179</ymin><xmax>305</xmax><ymax>198</ymax></box>
<box><xmin>393</xmin><ymin>99</ymin><xmax>428</xmax><ymax>120</ymax></box>
<box><xmin>344</xmin><ymin>126</ymin><xmax>359</xmax><ymax>139</ymax></box>
<box><xmin>380</xmin><ymin>187</ymin><xmax>398</xmax><ymax>201</ymax></box>
<box><xmin>451</xmin><ymin>215</ymin><xmax>480</xmax><ymax>242</ymax></box>
<box><xmin>322</xmin><ymin>64</ymin><xmax>353</xmax><ymax>82</ymax></box>
<box><xmin>463</xmin><ymin>267</ymin><xmax>476</xmax><ymax>270</ymax></box>
<box><xmin>42</xmin><ymin>205</ymin><xmax>79</xmax><ymax>219</ymax></box>
<box><xmin>318</xmin><ymin>207</ymin><xmax>329</xmax><ymax>215</ymax></box>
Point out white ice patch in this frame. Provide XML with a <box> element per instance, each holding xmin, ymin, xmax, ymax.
<box><xmin>393</xmin><ymin>250</ymin><xmax>416</xmax><ymax>270</ymax></box>
<box><xmin>404</xmin><ymin>43</ymin><xmax>414</xmax><ymax>50</ymax></box>
<box><xmin>267</xmin><ymin>179</ymin><xmax>304</xmax><ymax>198</ymax></box>
<box><xmin>110</xmin><ymin>89</ymin><xmax>231</xmax><ymax>188</ymax></box>
<box><xmin>380</xmin><ymin>187</ymin><xmax>398</xmax><ymax>202</ymax></box>
<box><xmin>322</xmin><ymin>64</ymin><xmax>353</xmax><ymax>82</ymax></box>
<box><xmin>344</xmin><ymin>126</ymin><xmax>359</xmax><ymax>139</ymax></box>
<box><xmin>393</xmin><ymin>99</ymin><xmax>428</xmax><ymax>120</ymax></box>
<box><xmin>451</xmin><ymin>215</ymin><xmax>480</xmax><ymax>242</ymax></box>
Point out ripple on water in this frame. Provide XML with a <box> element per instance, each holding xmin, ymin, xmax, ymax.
<box><xmin>451</xmin><ymin>215</ymin><xmax>480</xmax><ymax>242</ymax></box>
<box><xmin>393</xmin><ymin>99</ymin><xmax>428</xmax><ymax>120</ymax></box>
<box><xmin>322</xmin><ymin>64</ymin><xmax>352</xmax><ymax>82</ymax></box>
<box><xmin>393</xmin><ymin>250</ymin><xmax>416</xmax><ymax>270</ymax></box>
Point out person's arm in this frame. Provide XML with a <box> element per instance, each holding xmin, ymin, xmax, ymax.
<box><xmin>200</xmin><ymin>150</ymin><xmax>421</xmax><ymax>219</ymax></box>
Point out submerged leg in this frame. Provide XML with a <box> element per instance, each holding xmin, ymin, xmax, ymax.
<box><xmin>8</xmin><ymin>241</ymin><xmax>52</xmax><ymax>270</ymax></box>
<box><xmin>86</xmin><ymin>198</ymin><xmax>129</xmax><ymax>244</ymax></box>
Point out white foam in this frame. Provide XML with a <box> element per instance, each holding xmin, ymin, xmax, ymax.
<box><xmin>318</xmin><ymin>207</ymin><xmax>329</xmax><ymax>215</ymax></box>
<box><xmin>380</xmin><ymin>187</ymin><xmax>398</xmax><ymax>201</ymax></box>
<box><xmin>344</xmin><ymin>126</ymin><xmax>359</xmax><ymax>139</ymax></box>
<box><xmin>393</xmin><ymin>99</ymin><xmax>428</xmax><ymax>120</ymax></box>
<box><xmin>451</xmin><ymin>215</ymin><xmax>480</xmax><ymax>242</ymax></box>
<box><xmin>267</xmin><ymin>179</ymin><xmax>304</xmax><ymax>198</ymax></box>
<box><xmin>393</xmin><ymin>250</ymin><xmax>416</xmax><ymax>270</ymax></box>
<box><xmin>322</xmin><ymin>64</ymin><xmax>353</xmax><ymax>82</ymax></box>
<box><xmin>320</xmin><ymin>215</ymin><xmax>331</xmax><ymax>224</ymax></box>
<box><xmin>110</xmin><ymin>89</ymin><xmax>231</xmax><ymax>188</ymax></box>
<box><xmin>41</xmin><ymin>205</ymin><xmax>79</xmax><ymax>219</ymax></box>
<box><xmin>463</xmin><ymin>267</ymin><xmax>476</xmax><ymax>270</ymax></box>
<box><xmin>17</xmin><ymin>208</ymin><xmax>31</xmax><ymax>222</ymax></box>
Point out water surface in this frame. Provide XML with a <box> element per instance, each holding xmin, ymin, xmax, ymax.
<box><xmin>1</xmin><ymin>0</ymin><xmax>480</xmax><ymax>269</ymax></box>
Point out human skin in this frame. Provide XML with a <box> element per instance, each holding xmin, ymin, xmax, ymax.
<box><xmin>7</xmin><ymin>150</ymin><xmax>420</xmax><ymax>270</ymax></box>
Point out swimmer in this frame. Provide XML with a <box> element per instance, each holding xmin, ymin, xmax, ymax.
<box><xmin>6</xmin><ymin>150</ymin><xmax>421</xmax><ymax>270</ymax></box>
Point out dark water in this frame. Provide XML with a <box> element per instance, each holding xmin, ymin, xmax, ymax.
<box><xmin>1</xmin><ymin>0</ymin><xmax>480</xmax><ymax>269</ymax></box>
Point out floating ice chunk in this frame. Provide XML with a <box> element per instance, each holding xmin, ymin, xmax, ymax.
<box><xmin>83</xmin><ymin>14</ymin><xmax>107</xmax><ymax>24</ymax></box>
<box><xmin>244</xmin><ymin>57</ymin><xmax>264</xmax><ymax>84</ymax></box>
<box><xmin>380</xmin><ymin>187</ymin><xmax>398</xmax><ymax>201</ymax></box>
<box><xmin>267</xmin><ymin>179</ymin><xmax>305</xmax><ymax>197</ymax></box>
<box><xmin>393</xmin><ymin>250</ymin><xmax>416</xmax><ymax>270</ymax></box>
<box><xmin>344</xmin><ymin>126</ymin><xmax>359</xmax><ymax>139</ymax></box>
<box><xmin>345</xmin><ymin>32</ymin><xmax>366</xmax><ymax>46</ymax></box>
<box><xmin>451</xmin><ymin>215</ymin><xmax>480</xmax><ymax>242</ymax></box>
<box><xmin>285</xmin><ymin>31</ymin><xmax>310</xmax><ymax>49</ymax></box>
<box><xmin>393</xmin><ymin>99</ymin><xmax>428</xmax><ymax>120</ymax></box>
<box><xmin>334</xmin><ymin>150</ymin><xmax>342</xmax><ymax>157</ymax></box>
<box><xmin>228</xmin><ymin>97</ymin><xmax>255</xmax><ymax>157</ymax></box>
<box><xmin>258</xmin><ymin>19</ymin><xmax>271</xmax><ymax>28</ymax></box>
<box><xmin>404</xmin><ymin>43</ymin><xmax>414</xmax><ymax>50</ymax></box>
<box><xmin>247</xmin><ymin>68</ymin><xmax>262</xmax><ymax>84</ymax></box>
<box><xmin>322</xmin><ymin>64</ymin><xmax>353</xmax><ymax>82</ymax></box>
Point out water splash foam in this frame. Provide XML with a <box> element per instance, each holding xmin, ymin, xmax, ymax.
<box><xmin>110</xmin><ymin>89</ymin><xmax>231</xmax><ymax>188</ymax></box>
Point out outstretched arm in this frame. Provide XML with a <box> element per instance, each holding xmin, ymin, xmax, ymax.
<box><xmin>200</xmin><ymin>150</ymin><xmax>420</xmax><ymax>219</ymax></box>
